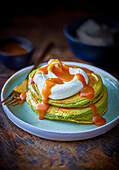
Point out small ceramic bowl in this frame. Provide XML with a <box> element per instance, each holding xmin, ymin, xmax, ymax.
<box><xmin>64</xmin><ymin>16</ymin><xmax>119</xmax><ymax>65</ymax></box>
<box><xmin>0</xmin><ymin>36</ymin><xmax>34</xmax><ymax>69</ymax></box>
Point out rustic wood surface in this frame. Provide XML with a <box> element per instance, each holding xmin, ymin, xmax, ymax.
<box><xmin>0</xmin><ymin>7</ymin><xmax>119</xmax><ymax>170</ymax></box>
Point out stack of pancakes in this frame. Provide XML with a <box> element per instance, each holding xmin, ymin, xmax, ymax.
<box><xmin>26</xmin><ymin>65</ymin><xmax>108</xmax><ymax>124</ymax></box>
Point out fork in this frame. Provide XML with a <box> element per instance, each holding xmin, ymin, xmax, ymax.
<box><xmin>0</xmin><ymin>42</ymin><xmax>54</xmax><ymax>107</ymax></box>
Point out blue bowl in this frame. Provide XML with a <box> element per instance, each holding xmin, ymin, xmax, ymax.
<box><xmin>64</xmin><ymin>17</ymin><xmax>119</xmax><ymax>65</ymax></box>
<box><xmin>0</xmin><ymin>36</ymin><xmax>34</xmax><ymax>69</ymax></box>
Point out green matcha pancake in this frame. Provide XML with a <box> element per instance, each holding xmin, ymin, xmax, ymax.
<box><xmin>26</xmin><ymin>59</ymin><xmax>108</xmax><ymax>126</ymax></box>
<box><xmin>26</xmin><ymin>85</ymin><xmax>108</xmax><ymax>124</ymax></box>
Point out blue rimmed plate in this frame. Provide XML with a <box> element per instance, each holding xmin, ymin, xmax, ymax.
<box><xmin>1</xmin><ymin>62</ymin><xmax>119</xmax><ymax>141</ymax></box>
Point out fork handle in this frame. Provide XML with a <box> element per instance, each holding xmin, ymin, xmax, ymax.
<box><xmin>26</xmin><ymin>42</ymin><xmax>54</xmax><ymax>79</ymax></box>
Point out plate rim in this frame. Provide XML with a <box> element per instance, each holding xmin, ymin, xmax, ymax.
<box><xmin>1</xmin><ymin>62</ymin><xmax>119</xmax><ymax>141</ymax></box>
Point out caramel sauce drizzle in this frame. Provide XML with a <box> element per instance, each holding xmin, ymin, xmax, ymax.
<box><xmin>27</xmin><ymin>59</ymin><xmax>106</xmax><ymax>126</ymax></box>
<box><xmin>79</xmin><ymin>82</ymin><xmax>106</xmax><ymax>126</ymax></box>
<box><xmin>89</xmin><ymin>102</ymin><xmax>106</xmax><ymax>126</ymax></box>
<box><xmin>20</xmin><ymin>91</ymin><xmax>27</xmax><ymax>101</ymax></box>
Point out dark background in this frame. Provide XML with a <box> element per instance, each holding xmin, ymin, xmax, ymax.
<box><xmin>0</xmin><ymin>0</ymin><xmax>119</xmax><ymax>75</ymax></box>
<box><xmin>0</xmin><ymin>0</ymin><xmax>119</xmax><ymax>25</ymax></box>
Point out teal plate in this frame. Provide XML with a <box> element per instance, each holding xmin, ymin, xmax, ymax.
<box><xmin>1</xmin><ymin>62</ymin><xmax>119</xmax><ymax>141</ymax></box>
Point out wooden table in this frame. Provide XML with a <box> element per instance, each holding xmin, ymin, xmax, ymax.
<box><xmin>0</xmin><ymin>8</ymin><xmax>119</xmax><ymax>170</ymax></box>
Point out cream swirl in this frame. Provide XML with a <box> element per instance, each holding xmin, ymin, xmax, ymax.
<box><xmin>33</xmin><ymin>59</ymin><xmax>88</xmax><ymax>100</ymax></box>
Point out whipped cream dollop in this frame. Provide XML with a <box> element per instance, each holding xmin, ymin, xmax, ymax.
<box><xmin>33</xmin><ymin>59</ymin><xmax>88</xmax><ymax>100</ymax></box>
<box><xmin>76</xmin><ymin>19</ymin><xmax>118</xmax><ymax>46</ymax></box>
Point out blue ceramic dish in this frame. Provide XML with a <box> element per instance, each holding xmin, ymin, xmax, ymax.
<box><xmin>64</xmin><ymin>17</ymin><xmax>119</xmax><ymax>64</ymax></box>
<box><xmin>0</xmin><ymin>36</ymin><xmax>34</xmax><ymax>69</ymax></box>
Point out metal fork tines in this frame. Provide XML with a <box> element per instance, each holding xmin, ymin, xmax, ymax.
<box><xmin>0</xmin><ymin>42</ymin><xmax>54</xmax><ymax>107</ymax></box>
<box><xmin>0</xmin><ymin>91</ymin><xmax>23</xmax><ymax>107</ymax></box>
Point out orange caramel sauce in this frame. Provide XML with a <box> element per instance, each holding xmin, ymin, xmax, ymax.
<box><xmin>79</xmin><ymin>85</ymin><xmax>94</xmax><ymax>101</ymax></box>
<box><xmin>48</xmin><ymin>78</ymin><xmax>64</xmax><ymax>84</ymax></box>
<box><xmin>20</xmin><ymin>91</ymin><xmax>27</xmax><ymax>101</ymax></box>
<box><xmin>42</xmin><ymin>79</ymin><xmax>56</xmax><ymax>104</ymax></box>
<box><xmin>38</xmin><ymin>65</ymin><xmax>48</xmax><ymax>74</ymax></box>
<box><xmin>89</xmin><ymin>102</ymin><xmax>106</xmax><ymax>126</ymax></box>
<box><xmin>34</xmin><ymin>59</ymin><xmax>106</xmax><ymax>125</ymax></box>
<box><xmin>79</xmin><ymin>83</ymin><xmax>106</xmax><ymax>126</ymax></box>
<box><xmin>52</xmin><ymin>64</ymin><xmax>74</xmax><ymax>82</ymax></box>
<box><xmin>76</xmin><ymin>73</ymin><xmax>87</xmax><ymax>87</ymax></box>
<box><xmin>0</xmin><ymin>43</ymin><xmax>27</xmax><ymax>55</ymax></box>
<box><xmin>36</xmin><ymin>102</ymin><xmax>49</xmax><ymax>120</ymax></box>
<box><xmin>41</xmin><ymin>77</ymin><xmax>64</xmax><ymax>104</ymax></box>
<box><xmin>28</xmin><ymin>78</ymin><xmax>34</xmax><ymax>85</ymax></box>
